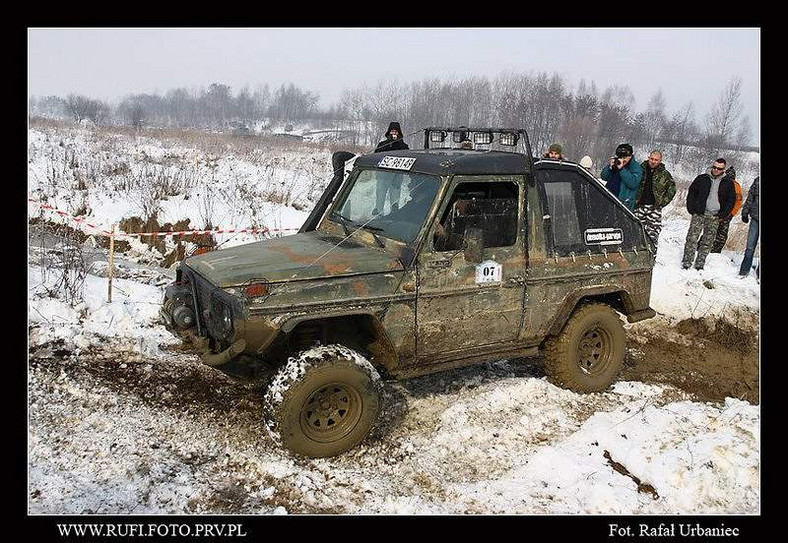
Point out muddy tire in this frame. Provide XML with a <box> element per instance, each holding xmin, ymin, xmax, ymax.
<box><xmin>263</xmin><ymin>345</ymin><xmax>382</xmax><ymax>458</ymax></box>
<box><xmin>544</xmin><ymin>303</ymin><xmax>625</xmax><ymax>393</ymax></box>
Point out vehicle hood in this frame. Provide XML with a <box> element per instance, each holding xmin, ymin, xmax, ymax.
<box><xmin>184</xmin><ymin>231</ymin><xmax>403</xmax><ymax>287</ymax></box>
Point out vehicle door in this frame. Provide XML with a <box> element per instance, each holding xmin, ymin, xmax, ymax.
<box><xmin>525</xmin><ymin>163</ymin><xmax>650</xmax><ymax>337</ymax></box>
<box><xmin>415</xmin><ymin>175</ymin><xmax>526</xmax><ymax>357</ymax></box>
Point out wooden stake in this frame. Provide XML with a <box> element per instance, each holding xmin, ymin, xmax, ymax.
<box><xmin>107</xmin><ymin>223</ymin><xmax>116</xmax><ymax>303</ymax></box>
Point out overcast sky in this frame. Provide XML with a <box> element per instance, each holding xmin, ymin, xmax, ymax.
<box><xmin>28</xmin><ymin>28</ymin><xmax>760</xmax><ymax>140</ymax></box>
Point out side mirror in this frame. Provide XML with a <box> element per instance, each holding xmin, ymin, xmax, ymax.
<box><xmin>463</xmin><ymin>227</ymin><xmax>484</xmax><ymax>264</ymax></box>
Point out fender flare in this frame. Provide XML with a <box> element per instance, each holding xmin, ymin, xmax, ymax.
<box><xmin>279</xmin><ymin>310</ymin><xmax>400</xmax><ymax>373</ymax></box>
<box><xmin>547</xmin><ymin>287</ymin><xmax>634</xmax><ymax>337</ymax></box>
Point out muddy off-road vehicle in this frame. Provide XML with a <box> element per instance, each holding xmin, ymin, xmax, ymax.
<box><xmin>161</xmin><ymin>127</ymin><xmax>656</xmax><ymax>457</ymax></box>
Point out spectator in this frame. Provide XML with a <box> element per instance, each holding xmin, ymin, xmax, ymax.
<box><xmin>579</xmin><ymin>155</ymin><xmax>593</xmax><ymax>171</ymax></box>
<box><xmin>600</xmin><ymin>143</ymin><xmax>643</xmax><ymax>210</ymax></box>
<box><xmin>710</xmin><ymin>169</ymin><xmax>742</xmax><ymax>253</ymax></box>
<box><xmin>681</xmin><ymin>158</ymin><xmax>736</xmax><ymax>270</ymax></box>
<box><xmin>543</xmin><ymin>143</ymin><xmax>565</xmax><ymax>160</ymax></box>
<box><xmin>634</xmin><ymin>150</ymin><xmax>676</xmax><ymax>251</ymax></box>
<box><xmin>739</xmin><ymin>176</ymin><xmax>760</xmax><ymax>278</ymax></box>
<box><xmin>374</xmin><ymin>122</ymin><xmax>409</xmax><ymax>153</ymax></box>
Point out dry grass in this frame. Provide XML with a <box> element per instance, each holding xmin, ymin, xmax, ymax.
<box><xmin>30</xmin><ymin>117</ymin><xmax>366</xmax><ymax>159</ymax></box>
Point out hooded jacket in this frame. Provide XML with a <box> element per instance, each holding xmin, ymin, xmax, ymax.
<box><xmin>374</xmin><ymin>122</ymin><xmax>409</xmax><ymax>153</ymax></box>
<box><xmin>636</xmin><ymin>161</ymin><xmax>677</xmax><ymax>208</ymax></box>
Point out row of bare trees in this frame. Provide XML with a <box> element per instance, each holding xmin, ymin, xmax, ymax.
<box><xmin>30</xmin><ymin>72</ymin><xmax>755</xmax><ymax>171</ymax></box>
<box><xmin>30</xmin><ymin>83</ymin><xmax>326</xmax><ymax>130</ymax></box>
<box><xmin>336</xmin><ymin>74</ymin><xmax>754</xmax><ymax>170</ymax></box>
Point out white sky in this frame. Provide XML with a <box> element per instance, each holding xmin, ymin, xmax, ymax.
<box><xmin>28</xmin><ymin>27</ymin><xmax>760</xmax><ymax>141</ymax></box>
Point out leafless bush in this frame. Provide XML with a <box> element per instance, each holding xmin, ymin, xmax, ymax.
<box><xmin>294</xmin><ymin>156</ymin><xmax>331</xmax><ymax>204</ymax></box>
<box><xmin>66</xmin><ymin>190</ymin><xmax>90</xmax><ymax>217</ymax></box>
<box><xmin>34</xmin><ymin>222</ymin><xmax>88</xmax><ymax>306</ymax></box>
<box><xmin>196</xmin><ymin>179</ymin><xmax>218</xmax><ymax>229</ymax></box>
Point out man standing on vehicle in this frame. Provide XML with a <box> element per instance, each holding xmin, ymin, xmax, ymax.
<box><xmin>681</xmin><ymin>158</ymin><xmax>736</xmax><ymax>270</ymax></box>
<box><xmin>374</xmin><ymin>122</ymin><xmax>409</xmax><ymax>153</ymax></box>
<box><xmin>373</xmin><ymin>122</ymin><xmax>410</xmax><ymax>214</ymax></box>
<box><xmin>634</xmin><ymin>150</ymin><xmax>676</xmax><ymax>251</ymax></box>
<box><xmin>600</xmin><ymin>143</ymin><xmax>643</xmax><ymax>210</ymax></box>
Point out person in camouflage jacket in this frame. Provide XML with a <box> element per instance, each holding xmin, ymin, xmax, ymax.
<box><xmin>634</xmin><ymin>150</ymin><xmax>676</xmax><ymax>252</ymax></box>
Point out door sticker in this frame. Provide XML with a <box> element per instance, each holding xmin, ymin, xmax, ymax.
<box><xmin>475</xmin><ymin>260</ymin><xmax>502</xmax><ymax>283</ymax></box>
<box><xmin>584</xmin><ymin>228</ymin><xmax>623</xmax><ymax>245</ymax></box>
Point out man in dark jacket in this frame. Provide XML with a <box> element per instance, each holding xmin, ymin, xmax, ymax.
<box><xmin>738</xmin><ymin>176</ymin><xmax>760</xmax><ymax>278</ymax></box>
<box><xmin>600</xmin><ymin>143</ymin><xmax>643</xmax><ymax>210</ymax></box>
<box><xmin>634</xmin><ymin>150</ymin><xmax>676</xmax><ymax>251</ymax></box>
<box><xmin>681</xmin><ymin>158</ymin><xmax>736</xmax><ymax>270</ymax></box>
<box><xmin>374</xmin><ymin>122</ymin><xmax>409</xmax><ymax>153</ymax></box>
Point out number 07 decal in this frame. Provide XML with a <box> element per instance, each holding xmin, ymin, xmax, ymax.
<box><xmin>475</xmin><ymin>260</ymin><xmax>502</xmax><ymax>283</ymax></box>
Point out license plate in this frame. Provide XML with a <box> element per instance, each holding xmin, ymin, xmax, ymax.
<box><xmin>378</xmin><ymin>156</ymin><xmax>416</xmax><ymax>171</ymax></box>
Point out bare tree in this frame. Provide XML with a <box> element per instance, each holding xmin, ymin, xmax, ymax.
<box><xmin>662</xmin><ymin>101</ymin><xmax>696</xmax><ymax>164</ymax></box>
<box><xmin>65</xmin><ymin>94</ymin><xmax>95</xmax><ymax>123</ymax></box>
<box><xmin>705</xmin><ymin>76</ymin><xmax>745</xmax><ymax>155</ymax></box>
<box><xmin>641</xmin><ymin>89</ymin><xmax>667</xmax><ymax>149</ymax></box>
<box><xmin>557</xmin><ymin>86</ymin><xmax>599</xmax><ymax>163</ymax></box>
<box><xmin>268</xmin><ymin>83</ymin><xmax>320</xmax><ymax>123</ymax></box>
<box><xmin>119</xmin><ymin>96</ymin><xmax>147</xmax><ymax>128</ymax></box>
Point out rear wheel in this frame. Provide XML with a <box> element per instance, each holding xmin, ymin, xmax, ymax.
<box><xmin>263</xmin><ymin>345</ymin><xmax>381</xmax><ymax>457</ymax></box>
<box><xmin>545</xmin><ymin>303</ymin><xmax>625</xmax><ymax>392</ymax></box>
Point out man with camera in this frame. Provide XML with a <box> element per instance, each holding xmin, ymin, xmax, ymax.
<box><xmin>600</xmin><ymin>143</ymin><xmax>643</xmax><ymax>210</ymax></box>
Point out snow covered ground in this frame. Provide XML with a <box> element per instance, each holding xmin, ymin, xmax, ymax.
<box><xmin>27</xmin><ymin>122</ymin><xmax>760</xmax><ymax>515</ymax></box>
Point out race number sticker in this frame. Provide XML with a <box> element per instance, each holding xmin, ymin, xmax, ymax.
<box><xmin>378</xmin><ymin>156</ymin><xmax>417</xmax><ymax>171</ymax></box>
<box><xmin>584</xmin><ymin>228</ymin><xmax>623</xmax><ymax>245</ymax></box>
<box><xmin>475</xmin><ymin>260</ymin><xmax>502</xmax><ymax>284</ymax></box>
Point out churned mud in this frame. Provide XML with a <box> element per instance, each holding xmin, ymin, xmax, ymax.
<box><xmin>623</xmin><ymin>314</ymin><xmax>759</xmax><ymax>404</ymax></box>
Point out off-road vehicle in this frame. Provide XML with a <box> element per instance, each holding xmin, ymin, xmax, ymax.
<box><xmin>161</xmin><ymin>127</ymin><xmax>656</xmax><ymax>458</ymax></box>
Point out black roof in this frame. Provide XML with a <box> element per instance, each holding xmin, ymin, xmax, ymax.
<box><xmin>355</xmin><ymin>149</ymin><xmax>532</xmax><ymax>176</ymax></box>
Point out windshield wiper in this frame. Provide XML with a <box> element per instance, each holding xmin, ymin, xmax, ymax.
<box><xmin>331</xmin><ymin>211</ymin><xmax>353</xmax><ymax>237</ymax></box>
<box><xmin>358</xmin><ymin>224</ymin><xmax>386</xmax><ymax>248</ymax></box>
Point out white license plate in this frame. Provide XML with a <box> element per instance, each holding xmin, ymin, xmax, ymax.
<box><xmin>378</xmin><ymin>156</ymin><xmax>416</xmax><ymax>171</ymax></box>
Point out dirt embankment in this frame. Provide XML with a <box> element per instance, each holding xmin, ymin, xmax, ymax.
<box><xmin>623</xmin><ymin>314</ymin><xmax>759</xmax><ymax>404</ymax></box>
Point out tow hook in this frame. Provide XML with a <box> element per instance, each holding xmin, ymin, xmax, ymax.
<box><xmin>201</xmin><ymin>339</ymin><xmax>246</xmax><ymax>366</ymax></box>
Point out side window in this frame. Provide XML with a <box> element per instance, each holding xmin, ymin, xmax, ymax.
<box><xmin>540</xmin><ymin>167</ymin><xmax>644</xmax><ymax>255</ymax></box>
<box><xmin>433</xmin><ymin>180</ymin><xmax>519</xmax><ymax>252</ymax></box>
<box><xmin>543</xmin><ymin>181</ymin><xmax>581</xmax><ymax>247</ymax></box>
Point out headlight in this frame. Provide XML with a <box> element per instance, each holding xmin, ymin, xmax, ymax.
<box><xmin>473</xmin><ymin>132</ymin><xmax>493</xmax><ymax>145</ymax></box>
<box><xmin>221</xmin><ymin>304</ymin><xmax>233</xmax><ymax>333</ymax></box>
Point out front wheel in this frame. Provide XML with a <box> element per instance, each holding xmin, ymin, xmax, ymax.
<box><xmin>544</xmin><ymin>303</ymin><xmax>626</xmax><ymax>393</ymax></box>
<box><xmin>263</xmin><ymin>345</ymin><xmax>382</xmax><ymax>458</ymax></box>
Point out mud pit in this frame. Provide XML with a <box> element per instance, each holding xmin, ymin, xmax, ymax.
<box><xmin>28</xmin><ymin>323</ymin><xmax>760</xmax><ymax>515</ymax></box>
<box><xmin>623</xmin><ymin>314</ymin><xmax>759</xmax><ymax>404</ymax></box>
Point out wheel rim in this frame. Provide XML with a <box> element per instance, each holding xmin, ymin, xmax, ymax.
<box><xmin>577</xmin><ymin>325</ymin><xmax>613</xmax><ymax>376</ymax></box>
<box><xmin>300</xmin><ymin>382</ymin><xmax>363</xmax><ymax>443</ymax></box>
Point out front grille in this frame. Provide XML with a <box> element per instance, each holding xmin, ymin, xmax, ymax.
<box><xmin>183</xmin><ymin>268</ymin><xmax>235</xmax><ymax>343</ymax></box>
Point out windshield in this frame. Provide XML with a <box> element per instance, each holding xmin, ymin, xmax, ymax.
<box><xmin>331</xmin><ymin>169</ymin><xmax>441</xmax><ymax>243</ymax></box>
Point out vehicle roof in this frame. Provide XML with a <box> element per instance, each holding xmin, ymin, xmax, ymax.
<box><xmin>355</xmin><ymin>149</ymin><xmax>532</xmax><ymax>176</ymax></box>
